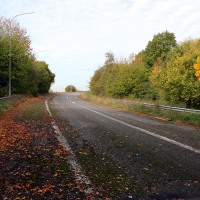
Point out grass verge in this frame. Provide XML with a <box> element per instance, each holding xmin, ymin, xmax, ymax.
<box><xmin>0</xmin><ymin>95</ymin><xmax>27</xmax><ymax>116</ymax></box>
<box><xmin>80</xmin><ymin>93</ymin><xmax>200</xmax><ymax>127</ymax></box>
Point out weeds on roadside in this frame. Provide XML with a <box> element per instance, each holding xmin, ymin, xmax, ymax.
<box><xmin>80</xmin><ymin>93</ymin><xmax>200</xmax><ymax>126</ymax></box>
<box><xmin>0</xmin><ymin>95</ymin><xmax>27</xmax><ymax>116</ymax></box>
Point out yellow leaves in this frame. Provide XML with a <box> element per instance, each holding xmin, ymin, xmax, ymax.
<box><xmin>193</xmin><ymin>57</ymin><xmax>200</xmax><ymax>80</ymax></box>
<box><xmin>197</xmin><ymin>56</ymin><xmax>200</xmax><ymax>64</ymax></box>
<box><xmin>152</xmin><ymin>65</ymin><xmax>161</xmax><ymax>73</ymax></box>
<box><xmin>150</xmin><ymin>64</ymin><xmax>163</xmax><ymax>92</ymax></box>
<box><xmin>193</xmin><ymin>63</ymin><xmax>200</xmax><ymax>70</ymax></box>
<box><xmin>195</xmin><ymin>70</ymin><xmax>200</xmax><ymax>79</ymax></box>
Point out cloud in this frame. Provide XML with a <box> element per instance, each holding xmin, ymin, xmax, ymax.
<box><xmin>1</xmin><ymin>0</ymin><xmax>200</xmax><ymax>91</ymax></box>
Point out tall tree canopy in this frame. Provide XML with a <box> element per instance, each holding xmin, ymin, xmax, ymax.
<box><xmin>90</xmin><ymin>32</ymin><xmax>200</xmax><ymax>108</ymax></box>
<box><xmin>90</xmin><ymin>52</ymin><xmax>151</xmax><ymax>98</ymax></box>
<box><xmin>34</xmin><ymin>61</ymin><xmax>55</xmax><ymax>94</ymax></box>
<box><xmin>0</xmin><ymin>17</ymin><xmax>55</xmax><ymax>96</ymax></box>
<box><xmin>142</xmin><ymin>31</ymin><xmax>177</xmax><ymax>68</ymax></box>
<box><xmin>150</xmin><ymin>39</ymin><xmax>200</xmax><ymax>108</ymax></box>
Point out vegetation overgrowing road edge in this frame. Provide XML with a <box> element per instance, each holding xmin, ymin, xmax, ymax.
<box><xmin>80</xmin><ymin>93</ymin><xmax>200</xmax><ymax>127</ymax></box>
<box><xmin>89</xmin><ymin>32</ymin><xmax>200</xmax><ymax>109</ymax></box>
<box><xmin>45</xmin><ymin>96</ymin><xmax>93</xmax><ymax>194</ymax></box>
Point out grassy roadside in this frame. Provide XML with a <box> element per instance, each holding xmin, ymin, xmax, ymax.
<box><xmin>0</xmin><ymin>95</ymin><xmax>27</xmax><ymax>116</ymax></box>
<box><xmin>80</xmin><ymin>93</ymin><xmax>200</xmax><ymax>127</ymax></box>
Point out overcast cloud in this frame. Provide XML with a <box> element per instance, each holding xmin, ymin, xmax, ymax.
<box><xmin>1</xmin><ymin>0</ymin><xmax>200</xmax><ymax>91</ymax></box>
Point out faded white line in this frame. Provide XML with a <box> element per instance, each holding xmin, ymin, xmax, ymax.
<box><xmin>45</xmin><ymin>98</ymin><xmax>93</xmax><ymax>194</ymax></box>
<box><xmin>67</xmin><ymin>96</ymin><xmax>200</xmax><ymax>155</ymax></box>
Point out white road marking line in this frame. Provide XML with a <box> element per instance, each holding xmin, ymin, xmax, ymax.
<box><xmin>45</xmin><ymin>98</ymin><xmax>93</xmax><ymax>193</ymax></box>
<box><xmin>67</xmin><ymin>96</ymin><xmax>200</xmax><ymax>155</ymax></box>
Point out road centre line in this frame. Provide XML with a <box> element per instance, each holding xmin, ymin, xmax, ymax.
<box><xmin>67</xmin><ymin>96</ymin><xmax>200</xmax><ymax>155</ymax></box>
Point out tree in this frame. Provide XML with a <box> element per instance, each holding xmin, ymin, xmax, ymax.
<box><xmin>104</xmin><ymin>51</ymin><xmax>115</xmax><ymax>66</ymax></box>
<box><xmin>193</xmin><ymin>56</ymin><xmax>200</xmax><ymax>80</ymax></box>
<box><xmin>65</xmin><ymin>85</ymin><xmax>77</xmax><ymax>92</ymax></box>
<box><xmin>90</xmin><ymin>36</ymin><xmax>200</xmax><ymax>108</ymax></box>
<box><xmin>0</xmin><ymin>17</ymin><xmax>34</xmax><ymax>95</ymax></box>
<box><xmin>105</xmin><ymin>62</ymin><xmax>150</xmax><ymax>98</ymax></box>
<box><xmin>90</xmin><ymin>52</ymin><xmax>116</xmax><ymax>96</ymax></box>
<box><xmin>150</xmin><ymin>39</ymin><xmax>200</xmax><ymax>108</ymax></box>
<box><xmin>143</xmin><ymin>31</ymin><xmax>177</xmax><ymax>68</ymax></box>
<box><xmin>90</xmin><ymin>67</ymin><xmax>105</xmax><ymax>95</ymax></box>
<box><xmin>0</xmin><ymin>17</ymin><xmax>55</xmax><ymax>97</ymax></box>
<box><xmin>0</xmin><ymin>37</ymin><xmax>9</xmax><ymax>96</ymax></box>
<box><xmin>34</xmin><ymin>61</ymin><xmax>55</xmax><ymax>94</ymax></box>
<box><xmin>90</xmin><ymin>52</ymin><xmax>153</xmax><ymax>99</ymax></box>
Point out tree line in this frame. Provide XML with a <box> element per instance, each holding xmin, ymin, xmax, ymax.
<box><xmin>0</xmin><ymin>17</ymin><xmax>55</xmax><ymax>97</ymax></box>
<box><xmin>90</xmin><ymin>31</ymin><xmax>200</xmax><ymax>108</ymax></box>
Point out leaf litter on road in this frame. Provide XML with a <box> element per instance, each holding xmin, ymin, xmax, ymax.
<box><xmin>0</xmin><ymin>96</ymin><xmax>109</xmax><ymax>199</ymax></box>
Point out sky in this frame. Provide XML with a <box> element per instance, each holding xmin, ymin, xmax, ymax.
<box><xmin>1</xmin><ymin>0</ymin><xmax>200</xmax><ymax>91</ymax></box>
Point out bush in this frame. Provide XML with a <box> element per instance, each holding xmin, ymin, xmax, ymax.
<box><xmin>65</xmin><ymin>85</ymin><xmax>77</xmax><ymax>92</ymax></box>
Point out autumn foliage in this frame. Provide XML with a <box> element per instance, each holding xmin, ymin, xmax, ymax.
<box><xmin>0</xmin><ymin>96</ymin><xmax>112</xmax><ymax>199</ymax></box>
<box><xmin>193</xmin><ymin>57</ymin><xmax>200</xmax><ymax>80</ymax></box>
<box><xmin>90</xmin><ymin>32</ymin><xmax>200</xmax><ymax>108</ymax></box>
<box><xmin>0</xmin><ymin>97</ymin><xmax>103</xmax><ymax>199</ymax></box>
<box><xmin>0</xmin><ymin>17</ymin><xmax>55</xmax><ymax>97</ymax></box>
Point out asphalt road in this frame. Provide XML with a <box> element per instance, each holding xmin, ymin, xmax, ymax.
<box><xmin>52</xmin><ymin>93</ymin><xmax>200</xmax><ymax>199</ymax></box>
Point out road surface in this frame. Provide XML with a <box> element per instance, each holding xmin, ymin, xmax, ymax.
<box><xmin>51</xmin><ymin>93</ymin><xmax>200</xmax><ymax>199</ymax></box>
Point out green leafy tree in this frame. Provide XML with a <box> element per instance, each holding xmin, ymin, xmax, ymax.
<box><xmin>143</xmin><ymin>31</ymin><xmax>177</xmax><ymax>68</ymax></box>
<box><xmin>0</xmin><ymin>17</ymin><xmax>35</xmax><ymax>95</ymax></box>
<box><xmin>105</xmin><ymin>60</ymin><xmax>152</xmax><ymax>98</ymax></box>
<box><xmin>0</xmin><ymin>17</ymin><xmax>55</xmax><ymax>96</ymax></box>
<box><xmin>90</xmin><ymin>52</ymin><xmax>153</xmax><ymax>99</ymax></box>
<box><xmin>90</xmin><ymin>52</ymin><xmax>116</xmax><ymax>96</ymax></box>
<box><xmin>65</xmin><ymin>85</ymin><xmax>77</xmax><ymax>92</ymax></box>
<box><xmin>90</xmin><ymin>67</ymin><xmax>105</xmax><ymax>95</ymax></box>
<box><xmin>0</xmin><ymin>37</ymin><xmax>9</xmax><ymax>96</ymax></box>
<box><xmin>34</xmin><ymin>61</ymin><xmax>55</xmax><ymax>94</ymax></box>
<box><xmin>90</xmin><ymin>35</ymin><xmax>200</xmax><ymax>108</ymax></box>
<box><xmin>151</xmin><ymin>39</ymin><xmax>200</xmax><ymax>108</ymax></box>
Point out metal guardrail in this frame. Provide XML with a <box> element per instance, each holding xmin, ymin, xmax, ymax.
<box><xmin>142</xmin><ymin>103</ymin><xmax>200</xmax><ymax>114</ymax></box>
<box><xmin>117</xmin><ymin>99</ymin><xmax>200</xmax><ymax>114</ymax></box>
<box><xmin>0</xmin><ymin>96</ymin><xmax>9</xmax><ymax>102</ymax></box>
